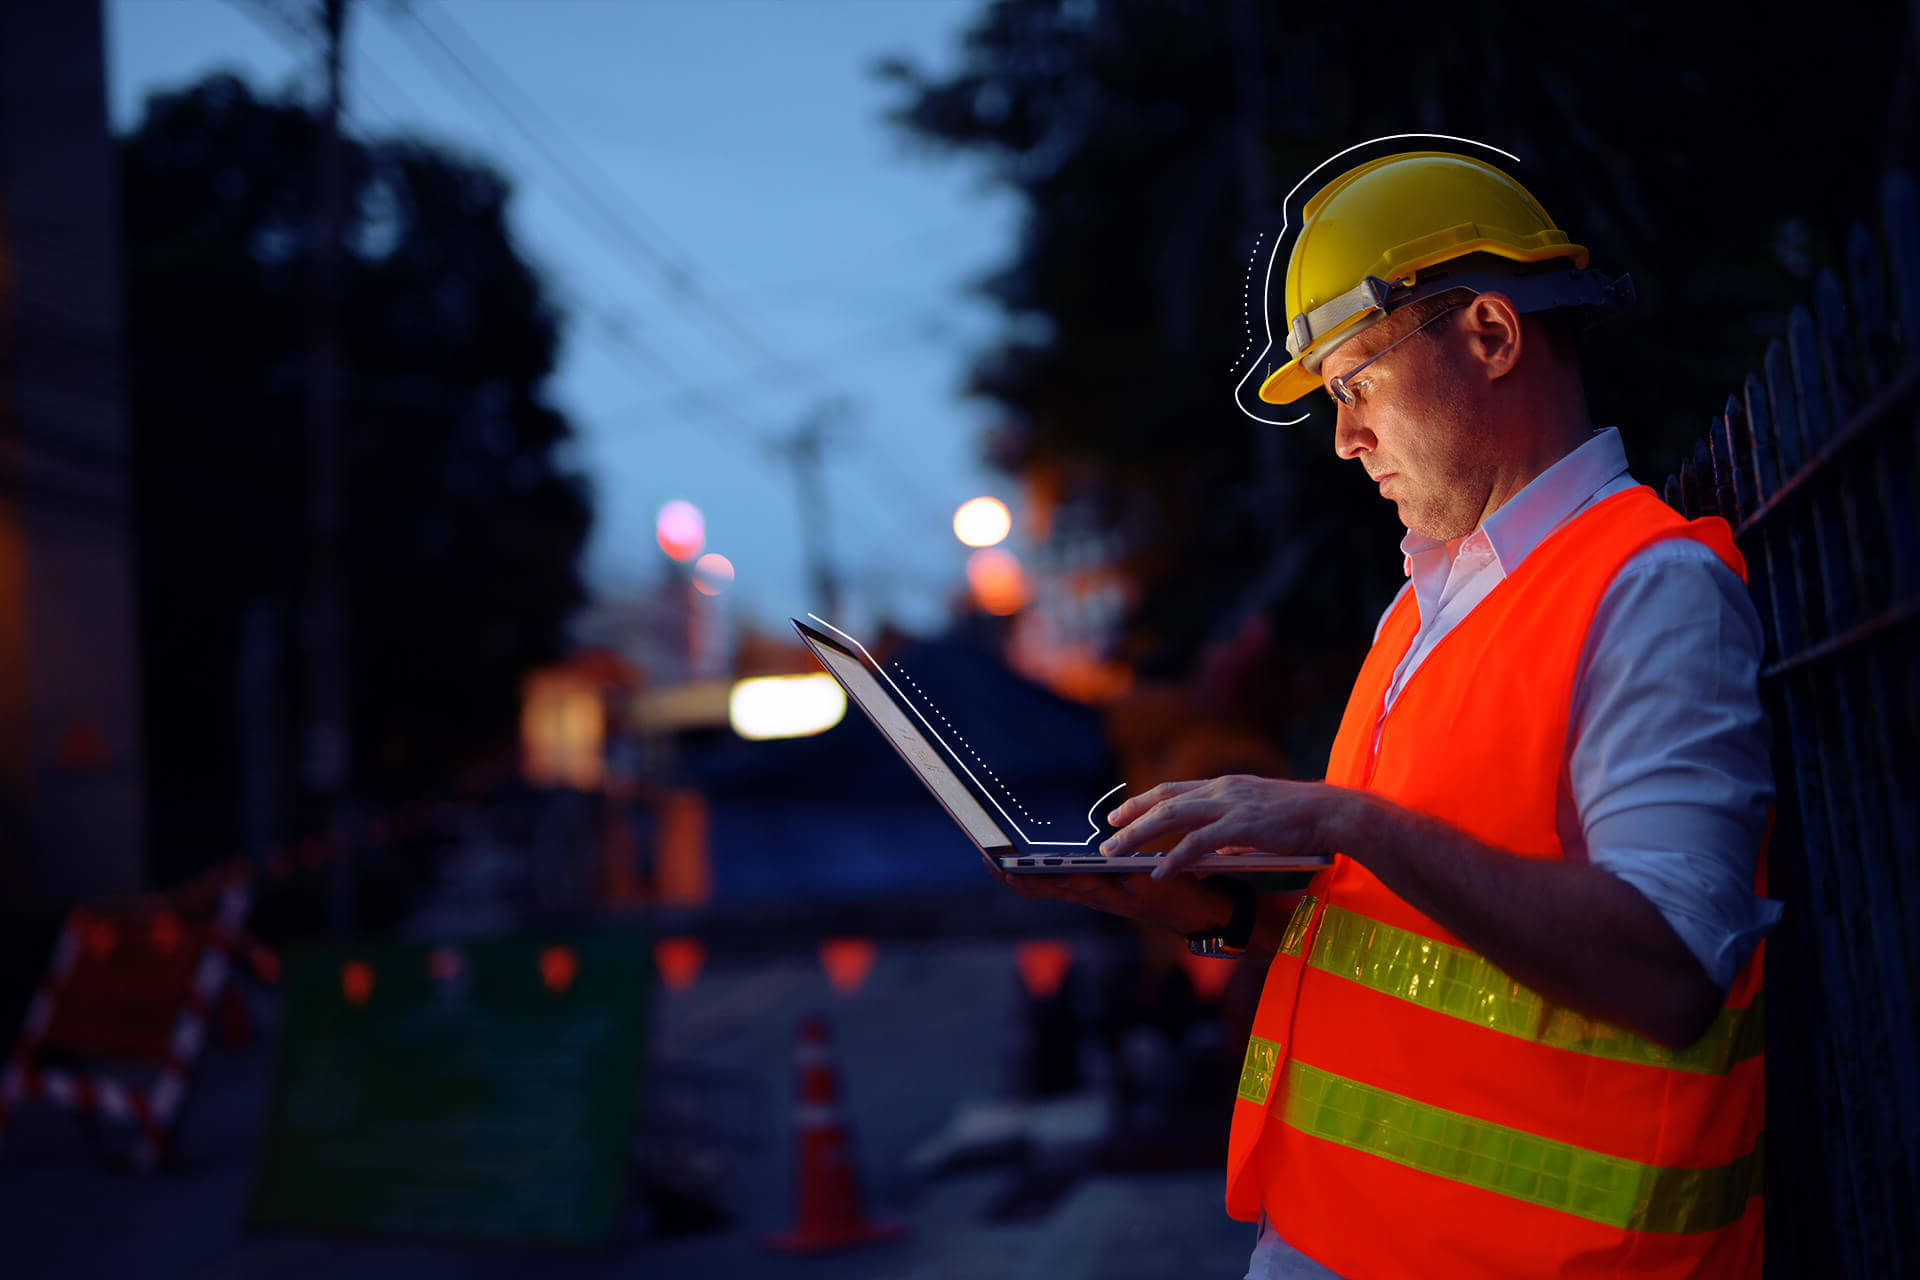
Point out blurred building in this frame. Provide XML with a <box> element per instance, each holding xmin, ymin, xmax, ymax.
<box><xmin>0</xmin><ymin>0</ymin><xmax>146</xmax><ymax>902</ymax></box>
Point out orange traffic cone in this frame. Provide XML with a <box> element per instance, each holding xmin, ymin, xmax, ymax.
<box><xmin>761</xmin><ymin>1012</ymin><xmax>906</xmax><ymax>1253</ymax></box>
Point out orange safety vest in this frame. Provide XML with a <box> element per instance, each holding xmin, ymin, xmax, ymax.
<box><xmin>1225</xmin><ymin>485</ymin><xmax>1766</xmax><ymax>1278</ymax></box>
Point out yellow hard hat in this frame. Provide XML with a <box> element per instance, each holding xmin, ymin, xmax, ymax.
<box><xmin>1259</xmin><ymin>151</ymin><xmax>1628</xmax><ymax>405</ymax></box>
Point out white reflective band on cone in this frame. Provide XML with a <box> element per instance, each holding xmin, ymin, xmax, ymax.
<box><xmin>96</xmin><ymin>1080</ymin><xmax>132</xmax><ymax>1119</ymax></box>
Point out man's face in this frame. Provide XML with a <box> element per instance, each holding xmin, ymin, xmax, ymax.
<box><xmin>1317</xmin><ymin>306</ymin><xmax>1497</xmax><ymax>542</ymax></box>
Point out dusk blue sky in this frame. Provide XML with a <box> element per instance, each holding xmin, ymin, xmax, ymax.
<box><xmin>106</xmin><ymin>0</ymin><xmax>1022</xmax><ymax>640</ymax></box>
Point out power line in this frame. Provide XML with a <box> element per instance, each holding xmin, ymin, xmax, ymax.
<box><xmin>385</xmin><ymin>0</ymin><xmax>836</xmax><ymax>394</ymax></box>
<box><xmin>225</xmin><ymin>0</ymin><xmax>957</xmax><ymax>565</ymax></box>
<box><xmin>572</xmin><ymin>301</ymin><xmax>957</xmax><ymax>434</ymax></box>
<box><xmin>230</xmin><ymin>0</ymin><xmax>783</xmax><ymax>457</ymax></box>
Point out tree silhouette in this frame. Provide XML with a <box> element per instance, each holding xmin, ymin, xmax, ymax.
<box><xmin>880</xmin><ymin>0</ymin><xmax>1911</xmax><ymax>770</ymax></box>
<box><xmin>123</xmin><ymin>75</ymin><xmax>592</xmax><ymax>881</ymax></box>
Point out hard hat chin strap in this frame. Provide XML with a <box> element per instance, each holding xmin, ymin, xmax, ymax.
<box><xmin>1289</xmin><ymin>264</ymin><xmax>1635</xmax><ymax>370</ymax></box>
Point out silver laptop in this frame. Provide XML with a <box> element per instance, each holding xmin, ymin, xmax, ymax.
<box><xmin>793</xmin><ymin>616</ymin><xmax>1332</xmax><ymax>875</ymax></box>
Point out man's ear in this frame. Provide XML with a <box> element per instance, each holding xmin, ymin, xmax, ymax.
<box><xmin>1464</xmin><ymin>292</ymin><xmax>1523</xmax><ymax>381</ymax></box>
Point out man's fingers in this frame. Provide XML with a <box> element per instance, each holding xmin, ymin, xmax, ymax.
<box><xmin>1106</xmin><ymin>778</ymin><xmax>1206</xmax><ymax>827</ymax></box>
<box><xmin>1150</xmin><ymin>820</ymin><xmax>1237</xmax><ymax>880</ymax></box>
<box><xmin>1104</xmin><ymin>795</ymin><xmax>1216</xmax><ymax>856</ymax></box>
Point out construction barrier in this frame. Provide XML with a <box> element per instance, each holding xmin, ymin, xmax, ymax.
<box><xmin>0</xmin><ymin>879</ymin><xmax>251</xmax><ymax>1169</ymax></box>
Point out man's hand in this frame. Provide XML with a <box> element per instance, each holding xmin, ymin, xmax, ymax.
<box><xmin>1100</xmin><ymin>775</ymin><xmax>1351</xmax><ymax>879</ymax></box>
<box><xmin>978</xmin><ymin>854</ymin><xmax>1235</xmax><ymax>938</ymax></box>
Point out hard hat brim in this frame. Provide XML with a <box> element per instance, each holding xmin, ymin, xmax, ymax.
<box><xmin>1258</xmin><ymin>356</ymin><xmax>1323</xmax><ymax>405</ymax></box>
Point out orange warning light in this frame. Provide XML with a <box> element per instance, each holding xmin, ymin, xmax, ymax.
<box><xmin>539</xmin><ymin>945</ymin><xmax>578</xmax><ymax>994</ymax></box>
<box><xmin>654</xmin><ymin>937</ymin><xmax>705</xmax><ymax>992</ymax></box>
<box><xmin>818</xmin><ymin>937</ymin><xmax>877</xmax><ymax>996</ymax></box>
<box><xmin>1015</xmin><ymin>940</ymin><xmax>1073</xmax><ymax>1001</ymax></box>
<box><xmin>341</xmin><ymin>960</ymin><xmax>375</xmax><ymax>1005</ymax></box>
<box><xmin>150</xmin><ymin>913</ymin><xmax>183</xmax><ymax>954</ymax></box>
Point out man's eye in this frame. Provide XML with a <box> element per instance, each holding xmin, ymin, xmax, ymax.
<box><xmin>1348</xmin><ymin>377</ymin><xmax>1372</xmax><ymax>401</ymax></box>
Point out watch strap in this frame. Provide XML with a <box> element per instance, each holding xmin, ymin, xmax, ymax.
<box><xmin>1186</xmin><ymin>875</ymin><xmax>1255</xmax><ymax>957</ymax></box>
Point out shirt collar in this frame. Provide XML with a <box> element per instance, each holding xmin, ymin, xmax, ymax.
<box><xmin>1398</xmin><ymin>427</ymin><xmax>1630</xmax><ymax>577</ymax></box>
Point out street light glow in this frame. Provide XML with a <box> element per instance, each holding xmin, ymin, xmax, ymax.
<box><xmin>953</xmin><ymin>496</ymin><xmax>1012</xmax><ymax>548</ymax></box>
<box><xmin>655</xmin><ymin>500</ymin><xmax>706</xmax><ymax>562</ymax></box>
<box><xmin>728</xmin><ymin>673</ymin><xmax>847</xmax><ymax>740</ymax></box>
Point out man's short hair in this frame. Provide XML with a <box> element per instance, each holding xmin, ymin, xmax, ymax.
<box><xmin>1393</xmin><ymin>284</ymin><xmax>1582</xmax><ymax>364</ymax></box>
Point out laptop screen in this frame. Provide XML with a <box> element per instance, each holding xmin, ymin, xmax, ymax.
<box><xmin>801</xmin><ymin>630</ymin><xmax>1015</xmax><ymax>851</ymax></box>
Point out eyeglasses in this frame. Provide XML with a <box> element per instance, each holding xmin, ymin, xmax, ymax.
<box><xmin>1325</xmin><ymin>302</ymin><xmax>1466</xmax><ymax>408</ymax></box>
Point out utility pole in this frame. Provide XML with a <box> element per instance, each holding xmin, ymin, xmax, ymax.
<box><xmin>780</xmin><ymin>397</ymin><xmax>852</xmax><ymax>621</ymax></box>
<box><xmin>306</xmin><ymin>0</ymin><xmax>354</xmax><ymax>932</ymax></box>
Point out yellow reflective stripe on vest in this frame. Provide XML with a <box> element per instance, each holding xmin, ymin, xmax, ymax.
<box><xmin>1308</xmin><ymin>904</ymin><xmax>1763</xmax><ymax>1073</ymax></box>
<box><xmin>1279</xmin><ymin>894</ymin><xmax>1319</xmax><ymax>957</ymax></box>
<box><xmin>1282</xmin><ymin>1059</ymin><xmax>1763</xmax><ymax>1234</ymax></box>
<box><xmin>1238</xmin><ymin>1034</ymin><xmax>1281</xmax><ymax>1106</ymax></box>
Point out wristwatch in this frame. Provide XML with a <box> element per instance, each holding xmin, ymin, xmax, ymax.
<box><xmin>1186</xmin><ymin>876</ymin><xmax>1256</xmax><ymax>958</ymax></box>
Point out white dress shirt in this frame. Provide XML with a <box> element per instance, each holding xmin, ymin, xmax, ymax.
<box><xmin>1247</xmin><ymin>426</ymin><xmax>1781</xmax><ymax>1280</ymax></box>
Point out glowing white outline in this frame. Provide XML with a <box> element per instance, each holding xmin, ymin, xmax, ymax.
<box><xmin>1232</xmin><ymin>133</ymin><xmax>1524</xmax><ymax>427</ymax></box>
<box><xmin>806</xmin><ymin>612</ymin><xmax>1126</xmax><ymax>846</ymax></box>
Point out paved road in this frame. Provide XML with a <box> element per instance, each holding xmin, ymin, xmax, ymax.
<box><xmin>1</xmin><ymin>939</ymin><xmax>1255</xmax><ymax>1279</ymax></box>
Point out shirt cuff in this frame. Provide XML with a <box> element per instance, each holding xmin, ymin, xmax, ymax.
<box><xmin>1593</xmin><ymin>848</ymin><xmax>1783</xmax><ymax>989</ymax></box>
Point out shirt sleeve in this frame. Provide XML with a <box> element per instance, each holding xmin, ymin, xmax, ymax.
<box><xmin>1567</xmin><ymin>538</ymin><xmax>1783</xmax><ymax>990</ymax></box>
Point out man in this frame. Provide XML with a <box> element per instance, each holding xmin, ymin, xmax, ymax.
<box><xmin>985</xmin><ymin>151</ymin><xmax>1778</xmax><ymax>1277</ymax></box>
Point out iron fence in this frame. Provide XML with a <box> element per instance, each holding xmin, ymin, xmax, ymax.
<box><xmin>1664</xmin><ymin>169</ymin><xmax>1919</xmax><ymax>1276</ymax></box>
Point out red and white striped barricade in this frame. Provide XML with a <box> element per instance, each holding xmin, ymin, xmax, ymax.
<box><xmin>0</xmin><ymin>879</ymin><xmax>251</xmax><ymax>1170</ymax></box>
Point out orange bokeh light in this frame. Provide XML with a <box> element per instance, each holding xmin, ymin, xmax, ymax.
<box><xmin>1015</xmin><ymin>939</ymin><xmax>1073</xmax><ymax>1001</ymax></box>
<box><xmin>967</xmin><ymin>547</ymin><xmax>1027</xmax><ymax>615</ymax></box>
<box><xmin>341</xmin><ymin>960</ymin><xmax>375</xmax><ymax>1005</ymax></box>
<box><xmin>654</xmin><ymin>936</ymin><xmax>706</xmax><ymax>992</ymax></box>
<box><xmin>539</xmin><ymin>945</ymin><xmax>579</xmax><ymax>994</ymax></box>
<box><xmin>691</xmin><ymin>552</ymin><xmax>735</xmax><ymax>596</ymax></box>
<box><xmin>818</xmin><ymin>937</ymin><xmax>877</xmax><ymax>995</ymax></box>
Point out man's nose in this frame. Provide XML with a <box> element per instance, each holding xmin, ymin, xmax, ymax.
<box><xmin>1333</xmin><ymin>404</ymin><xmax>1374</xmax><ymax>461</ymax></box>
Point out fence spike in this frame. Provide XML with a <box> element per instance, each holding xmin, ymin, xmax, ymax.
<box><xmin>1813</xmin><ymin>270</ymin><xmax>1857</xmax><ymax>422</ymax></box>
<box><xmin>1720</xmin><ymin>394</ymin><xmax>1751</xmax><ymax>519</ymax></box>
<box><xmin>1707</xmin><ymin>413</ymin><xmax>1739</xmax><ymax>520</ymax></box>
<box><xmin>1845</xmin><ymin>221</ymin><xmax>1893</xmax><ymax>387</ymax></box>
<box><xmin>1662</xmin><ymin>472</ymin><xmax>1683</xmax><ymax>513</ymax></box>
<box><xmin>1691</xmin><ymin>439</ymin><xmax>1717</xmax><ymax>517</ymax></box>
<box><xmin>1787</xmin><ymin>305</ymin><xmax>1834</xmax><ymax>452</ymax></box>
<box><xmin>1883</xmin><ymin>169</ymin><xmax>1920</xmax><ymax>357</ymax></box>
<box><xmin>1679</xmin><ymin>456</ymin><xmax>1701</xmax><ymax>518</ymax></box>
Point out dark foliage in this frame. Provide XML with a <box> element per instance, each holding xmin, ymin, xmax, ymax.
<box><xmin>879</xmin><ymin>0</ymin><xmax>1912</xmax><ymax>770</ymax></box>
<box><xmin>123</xmin><ymin>75</ymin><xmax>592</xmax><ymax>882</ymax></box>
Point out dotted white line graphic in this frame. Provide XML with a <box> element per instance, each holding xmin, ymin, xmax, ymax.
<box><xmin>1232</xmin><ymin>133</ymin><xmax>1524</xmax><ymax>427</ymax></box>
<box><xmin>1233</xmin><ymin>231</ymin><xmax>1266</xmax><ymax>369</ymax></box>
<box><xmin>893</xmin><ymin>662</ymin><xmax>1050</xmax><ymax>825</ymax></box>
<box><xmin>805</xmin><ymin>612</ymin><xmax>1124</xmax><ymax>847</ymax></box>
